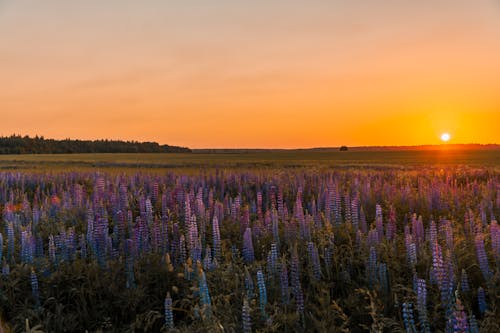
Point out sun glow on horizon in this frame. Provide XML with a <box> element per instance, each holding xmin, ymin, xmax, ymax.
<box><xmin>441</xmin><ymin>133</ymin><xmax>451</xmax><ymax>142</ymax></box>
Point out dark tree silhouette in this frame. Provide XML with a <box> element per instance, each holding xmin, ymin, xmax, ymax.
<box><xmin>0</xmin><ymin>135</ymin><xmax>191</xmax><ymax>154</ymax></box>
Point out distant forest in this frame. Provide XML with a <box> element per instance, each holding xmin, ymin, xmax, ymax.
<box><xmin>0</xmin><ymin>135</ymin><xmax>191</xmax><ymax>154</ymax></box>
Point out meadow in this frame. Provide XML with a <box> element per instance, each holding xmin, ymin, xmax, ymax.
<box><xmin>0</xmin><ymin>151</ymin><xmax>498</xmax><ymax>332</ymax></box>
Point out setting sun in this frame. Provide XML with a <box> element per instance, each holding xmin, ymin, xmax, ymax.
<box><xmin>441</xmin><ymin>133</ymin><xmax>451</xmax><ymax>142</ymax></box>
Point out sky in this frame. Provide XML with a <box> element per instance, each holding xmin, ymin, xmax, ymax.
<box><xmin>0</xmin><ymin>1</ymin><xmax>499</xmax><ymax>148</ymax></box>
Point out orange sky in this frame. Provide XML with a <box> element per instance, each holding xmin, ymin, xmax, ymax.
<box><xmin>0</xmin><ymin>1</ymin><xmax>499</xmax><ymax>148</ymax></box>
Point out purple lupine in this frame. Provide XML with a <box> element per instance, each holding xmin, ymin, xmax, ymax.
<box><xmin>451</xmin><ymin>298</ymin><xmax>468</xmax><ymax>333</ymax></box>
<box><xmin>405</xmin><ymin>234</ymin><xmax>417</xmax><ymax>266</ymax></box>
<box><xmin>351</xmin><ymin>195</ymin><xmax>359</xmax><ymax>230</ymax></box>
<box><xmin>474</xmin><ymin>234</ymin><xmax>491</xmax><ymax>281</ymax></box>
<box><xmin>386</xmin><ymin>205</ymin><xmax>396</xmax><ymax>241</ymax></box>
<box><xmin>307</xmin><ymin>242</ymin><xmax>321</xmax><ymax>281</ymax></box>
<box><xmin>280</xmin><ymin>262</ymin><xmax>290</xmax><ymax>305</ymax></box>
<box><xmin>31</xmin><ymin>269</ymin><xmax>40</xmax><ymax>308</ymax></box>
<box><xmin>256</xmin><ymin>269</ymin><xmax>267</xmax><ymax>318</ymax></box>
<box><xmin>432</xmin><ymin>241</ymin><xmax>450</xmax><ymax>304</ymax></box>
<box><xmin>212</xmin><ymin>215</ymin><xmax>221</xmax><ymax>262</ymax></box>
<box><xmin>267</xmin><ymin>243</ymin><xmax>278</xmax><ymax>278</ymax></box>
<box><xmin>367</xmin><ymin>246</ymin><xmax>377</xmax><ymax>287</ymax></box>
<box><xmin>243</xmin><ymin>228</ymin><xmax>255</xmax><ymax>264</ymax></box>
<box><xmin>242</xmin><ymin>297</ymin><xmax>251</xmax><ymax>333</ymax></box>
<box><xmin>460</xmin><ymin>269</ymin><xmax>469</xmax><ymax>293</ymax></box>
<box><xmin>416</xmin><ymin>278</ymin><xmax>430</xmax><ymax>333</ymax></box>
<box><xmin>375</xmin><ymin>204</ymin><xmax>384</xmax><ymax>242</ymax></box>
<box><xmin>359</xmin><ymin>206</ymin><xmax>368</xmax><ymax>234</ymax></box>
<box><xmin>489</xmin><ymin>220</ymin><xmax>500</xmax><ymax>263</ymax></box>
<box><xmin>290</xmin><ymin>247</ymin><xmax>304</xmax><ymax>315</ymax></box>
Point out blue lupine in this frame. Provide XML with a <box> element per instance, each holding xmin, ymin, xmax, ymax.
<box><xmin>477</xmin><ymin>287</ymin><xmax>487</xmax><ymax>315</ymax></box>
<box><xmin>378</xmin><ymin>263</ymin><xmax>388</xmax><ymax>295</ymax></box>
<box><xmin>2</xmin><ymin>262</ymin><xmax>9</xmax><ymax>276</ymax></box>
<box><xmin>31</xmin><ymin>269</ymin><xmax>40</xmax><ymax>308</ymax></box>
<box><xmin>256</xmin><ymin>269</ymin><xmax>267</xmax><ymax>318</ymax></box>
<box><xmin>7</xmin><ymin>222</ymin><xmax>14</xmax><ymax>262</ymax></box>
<box><xmin>198</xmin><ymin>269</ymin><xmax>212</xmax><ymax>318</ymax></box>
<box><xmin>164</xmin><ymin>292</ymin><xmax>174</xmax><ymax>329</ymax></box>
<box><xmin>468</xmin><ymin>315</ymin><xmax>479</xmax><ymax>333</ymax></box>
<box><xmin>402</xmin><ymin>302</ymin><xmax>417</xmax><ymax>333</ymax></box>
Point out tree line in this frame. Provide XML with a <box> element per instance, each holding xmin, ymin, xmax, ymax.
<box><xmin>0</xmin><ymin>135</ymin><xmax>191</xmax><ymax>154</ymax></box>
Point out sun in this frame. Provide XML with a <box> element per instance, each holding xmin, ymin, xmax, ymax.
<box><xmin>440</xmin><ymin>133</ymin><xmax>450</xmax><ymax>142</ymax></box>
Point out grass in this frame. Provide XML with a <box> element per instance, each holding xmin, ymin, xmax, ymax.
<box><xmin>0</xmin><ymin>149</ymin><xmax>498</xmax><ymax>171</ymax></box>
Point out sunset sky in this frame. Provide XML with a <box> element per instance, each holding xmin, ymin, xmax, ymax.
<box><xmin>1</xmin><ymin>1</ymin><xmax>499</xmax><ymax>148</ymax></box>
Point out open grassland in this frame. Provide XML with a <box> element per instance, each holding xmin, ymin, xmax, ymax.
<box><xmin>0</xmin><ymin>150</ymin><xmax>498</xmax><ymax>171</ymax></box>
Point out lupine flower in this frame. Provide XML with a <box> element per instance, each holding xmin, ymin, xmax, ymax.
<box><xmin>280</xmin><ymin>262</ymin><xmax>290</xmax><ymax>305</ymax></box>
<box><xmin>7</xmin><ymin>222</ymin><xmax>14</xmax><ymax>261</ymax></box>
<box><xmin>198</xmin><ymin>267</ymin><xmax>212</xmax><ymax>319</ymax></box>
<box><xmin>244</xmin><ymin>267</ymin><xmax>254</xmax><ymax>299</ymax></box>
<box><xmin>212</xmin><ymin>216</ymin><xmax>221</xmax><ymax>262</ymax></box>
<box><xmin>468</xmin><ymin>315</ymin><xmax>479</xmax><ymax>333</ymax></box>
<box><xmin>375</xmin><ymin>204</ymin><xmax>384</xmax><ymax>242</ymax></box>
<box><xmin>474</xmin><ymin>234</ymin><xmax>491</xmax><ymax>281</ymax></box>
<box><xmin>31</xmin><ymin>269</ymin><xmax>40</xmax><ymax>308</ymax></box>
<box><xmin>460</xmin><ymin>269</ymin><xmax>469</xmax><ymax>293</ymax></box>
<box><xmin>243</xmin><ymin>228</ymin><xmax>255</xmax><ymax>264</ymax></box>
<box><xmin>402</xmin><ymin>302</ymin><xmax>417</xmax><ymax>333</ymax></box>
<box><xmin>307</xmin><ymin>242</ymin><xmax>321</xmax><ymax>281</ymax></box>
<box><xmin>451</xmin><ymin>298</ymin><xmax>468</xmax><ymax>333</ymax></box>
<box><xmin>378</xmin><ymin>263</ymin><xmax>388</xmax><ymax>295</ymax></box>
<box><xmin>290</xmin><ymin>247</ymin><xmax>304</xmax><ymax>314</ymax></box>
<box><xmin>164</xmin><ymin>292</ymin><xmax>174</xmax><ymax>329</ymax></box>
<box><xmin>242</xmin><ymin>298</ymin><xmax>251</xmax><ymax>333</ymax></box>
<box><xmin>2</xmin><ymin>262</ymin><xmax>9</xmax><ymax>276</ymax></box>
<box><xmin>267</xmin><ymin>243</ymin><xmax>278</xmax><ymax>277</ymax></box>
<box><xmin>477</xmin><ymin>287</ymin><xmax>487</xmax><ymax>315</ymax></box>
<box><xmin>367</xmin><ymin>246</ymin><xmax>377</xmax><ymax>287</ymax></box>
<box><xmin>256</xmin><ymin>269</ymin><xmax>267</xmax><ymax>318</ymax></box>
<box><xmin>417</xmin><ymin>278</ymin><xmax>430</xmax><ymax>333</ymax></box>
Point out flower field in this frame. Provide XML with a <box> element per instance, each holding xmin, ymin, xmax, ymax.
<box><xmin>0</xmin><ymin>163</ymin><xmax>499</xmax><ymax>332</ymax></box>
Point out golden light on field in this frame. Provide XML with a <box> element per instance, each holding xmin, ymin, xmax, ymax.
<box><xmin>440</xmin><ymin>133</ymin><xmax>451</xmax><ymax>142</ymax></box>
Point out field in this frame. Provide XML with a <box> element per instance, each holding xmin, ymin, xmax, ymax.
<box><xmin>0</xmin><ymin>150</ymin><xmax>498</xmax><ymax>171</ymax></box>
<box><xmin>0</xmin><ymin>151</ymin><xmax>499</xmax><ymax>332</ymax></box>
